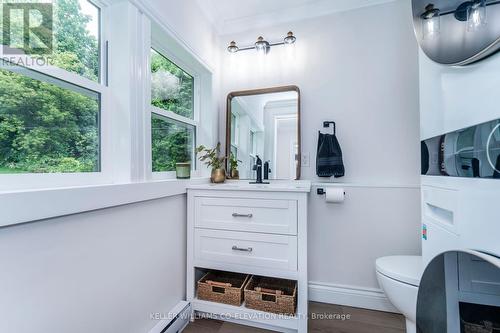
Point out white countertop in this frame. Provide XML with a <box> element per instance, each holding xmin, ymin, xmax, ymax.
<box><xmin>186</xmin><ymin>179</ymin><xmax>312</xmax><ymax>193</ymax></box>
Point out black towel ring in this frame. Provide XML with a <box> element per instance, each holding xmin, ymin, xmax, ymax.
<box><xmin>323</xmin><ymin>121</ymin><xmax>336</xmax><ymax>135</ymax></box>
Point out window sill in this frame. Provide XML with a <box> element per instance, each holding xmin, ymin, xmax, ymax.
<box><xmin>0</xmin><ymin>178</ymin><xmax>210</xmax><ymax>228</ymax></box>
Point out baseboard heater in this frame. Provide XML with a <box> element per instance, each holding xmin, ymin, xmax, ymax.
<box><xmin>148</xmin><ymin>301</ymin><xmax>191</xmax><ymax>333</ymax></box>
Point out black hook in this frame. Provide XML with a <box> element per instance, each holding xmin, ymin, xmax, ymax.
<box><xmin>323</xmin><ymin>121</ymin><xmax>336</xmax><ymax>135</ymax></box>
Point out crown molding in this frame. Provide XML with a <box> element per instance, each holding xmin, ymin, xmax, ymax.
<box><xmin>197</xmin><ymin>0</ymin><xmax>397</xmax><ymax>36</ymax></box>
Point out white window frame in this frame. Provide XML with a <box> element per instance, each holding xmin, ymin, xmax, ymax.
<box><xmin>149</xmin><ymin>32</ymin><xmax>201</xmax><ymax>180</ymax></box>
<box><xmin>0</xmin><ymin>0</ymin><xmax>111</xmax><ymax>191</ymax></box>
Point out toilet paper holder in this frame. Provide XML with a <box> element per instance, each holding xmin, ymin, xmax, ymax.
<box><xmin>317</xmin><ymin>188</ymin><xmax>345</xmax><ymax>196</ymax></box>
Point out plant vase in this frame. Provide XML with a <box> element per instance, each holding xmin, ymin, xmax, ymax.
<box><xmin>211</xmin><ymin>168</ymin><xmax>226</xmax><ymax>183</ymax></box>
<box><xmin>230</xmin><ymin>168</ymin><xmax>239</xmax><ymax>179</ymax></box>
<box><xmin>175</xmin><ymin>162</ymin><xmax>191</xmax><ymax>179</ymax></box>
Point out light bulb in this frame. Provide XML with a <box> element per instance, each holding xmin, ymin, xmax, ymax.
<box><xmin>421</xmin><ymin>4</ymin><xmax>440</xmax><ymax>40</ymax></box>
<box><xmin>467</xmin><ymin>0</ymin><xmax>486</xmax><ymax>32</ymax></box>
<box><xmin>227</xmin><ymin>41</ymin><xmax>239</xmax><ymax>53</ymax></box>
<box><xmin>284</xmin><ymin>31</ymin><xmax>296</xmax><ymax>45</ymax></box>
<box><xmin>255</xmin><ymin>36</ymin><xmax>270</xmax><ymax>55</ymax></box>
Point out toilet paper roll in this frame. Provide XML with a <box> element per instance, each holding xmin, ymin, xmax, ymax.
<box><xmin>325</xmin><ymin>188</ymin><xmax>345</xmax><ymax>203</ymax></box>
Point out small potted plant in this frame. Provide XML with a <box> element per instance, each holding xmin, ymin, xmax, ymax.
<box><xmin>228</xmin><ymin>153</ymin><xmax>241</xmax><ymax>179</ymax></box>
<box><xmin>196</xmin><ymin>143</ymin><xmax>227</xmax><ymax>183</ymax></box>
<box><xmin>175</xmin><ymin>148</ymin><xmax>191</xmax><ymax>179</ymax></box>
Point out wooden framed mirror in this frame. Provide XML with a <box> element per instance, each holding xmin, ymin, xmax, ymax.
<box><xmin>226</xmin><ymin>85</ymin><xmax>301</xmax><ymax>180</ymax></box>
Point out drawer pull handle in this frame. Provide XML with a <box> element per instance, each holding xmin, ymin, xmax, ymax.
<box><xmin>232</xmin><ymin>213</ymin><xmax>253</xmax><ymax>218</ymax></box>
<box><xmin>232</xmin><ymin>246</ymin><xmax>253</xmax><ymax>252</ymax></box>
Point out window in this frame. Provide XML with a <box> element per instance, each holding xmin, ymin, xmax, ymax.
<box><xmin>151</xmin><ymin>49</ymin><xmax>194</xmax><ymax>119</ymax></box>
<box><xmin>51</xmin><ymin>0</ymin><xmax>101</xmax><ymax>81</ymax></box>
<box><xmin>0</xmin><ymin>63</ymin><xmax>100</xmax><ymax>174</ymax></box>
<box><xmin>1</xmin><ymin>0</ymin><xmax>101</xmax><ymax>81</ymax></box>
<box><xmin>151</xmin><ymin>114</ymin><xmax>194</xmax><ymax>172</ymax></box>
<box><xmin>150</xmin><ymin>48</ymin><xmax>197</xmax><ymax>173</ymax></box>
<box><xmin>0</xmin><ymin>0</ymin><xmax>104</xmax><ymax>178</ymax></box>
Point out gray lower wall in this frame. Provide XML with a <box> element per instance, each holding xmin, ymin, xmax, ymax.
<box><xmin>308</xmin><ymin>186</ymin><xmax>421</xmax><ymax>289</ymax></box>
<box><xmin>0</xmin><ymin>195</ymin><xmax>186</xmax><ymax>333</ymax></box>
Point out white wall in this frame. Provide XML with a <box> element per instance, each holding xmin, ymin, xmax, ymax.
<box><xmin>0</xmin><ymin>196</ymin><xmax>186</xmax><ymax>333</ymax></box>
<box><xmin>309</xmin><ymin>186</ymin><xmax>421</xmax><ymax>288</ymax></box>
<box><xmin>219</xmin><ymin>1</ymin><xmax>420</xmax><ymax>185</ymax></box>
<box><xmin>218</xmin><ymin>0</ymin><xmax>422</xmax><ymax>305</ymax></box>
<box><xmin>419</xmin><ymin>49</ymin><xmax>500</xmax><ymax>140</ymax></box>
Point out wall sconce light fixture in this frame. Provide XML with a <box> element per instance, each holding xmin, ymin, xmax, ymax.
<box><xmin>226</xmin><ymin>31</ymin><xmax>297</xmax><ymax>54</ymax></box>
<box><xmin>412</xmin><ymin>0</ymin><xmax>500</xmax><ymax>66</ymax></box>
<box><xmin>421</xmin><ymin>0</ymin><xmax>490</xmax><ymax>36</ymax></box>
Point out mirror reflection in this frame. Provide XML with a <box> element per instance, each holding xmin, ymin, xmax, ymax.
<box><xmin>227</xmin><ymin>89</ymin><xmax>299</xmax><ymax>180</ymax></box>
<box><xmin>417</xmin><ymin>251</ymin><xmax>500</xmax><ymax>333</ymax></box>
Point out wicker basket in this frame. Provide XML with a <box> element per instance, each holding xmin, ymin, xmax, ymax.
<box><xmin>244</xmin><ymin>276</ymin><xmax>297</xmax><ymax>315</ymax></box>
<box><xmin>197</xmin><ymin>271</ymin><xmax>249</xmax><ymax>306</ymax></box>
<box><xmin>462</xmin><ymin>320</ymin><xmax>500</xmax><ymax>333</ymax></box>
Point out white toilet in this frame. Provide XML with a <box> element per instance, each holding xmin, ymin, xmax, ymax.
<box><xmin>375</xmin><ymin>256</ymin><xmax>423</xmax><ymax>333</ymax></box>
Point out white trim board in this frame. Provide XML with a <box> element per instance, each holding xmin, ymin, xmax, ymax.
<box><xmin>312</xmin><ymin>182</ymin><xmax>420</xmax><ymax>189</ymax></box>
<box><xmin>0</xmin><ymin>178</ymin><xmax>209</xmax><ymax>227</ymax></box>
<box><xmin>308</xmin><ymin>282</ymin><xmax>399</xmax><ymax>313</ymax></box>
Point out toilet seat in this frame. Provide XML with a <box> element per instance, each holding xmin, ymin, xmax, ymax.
<box><xmin>376</xmin><ymin>256</ymin><xmax>423</xmax><ymax>287</ymax></box>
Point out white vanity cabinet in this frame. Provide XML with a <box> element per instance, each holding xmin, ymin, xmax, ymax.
<box><xmin>186</xmin><ymin>182</ymin><xmax>311</xmax><ymax>333</ymax></box>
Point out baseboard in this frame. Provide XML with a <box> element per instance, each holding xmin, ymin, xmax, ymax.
<box><xmin>148</xmin><ymin>301</ymin><xmax>191</xmax><ymax>333</ymax></box>
<box><xmin>308</xmin><ymin>282</ymin><xmax>399</xmax><ymax>313</ymax></box>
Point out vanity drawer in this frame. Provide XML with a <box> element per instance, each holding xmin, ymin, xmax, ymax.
<box><xmin>194</xmin><ymin>229</ymin><xmax>298</xmax><ymax>271</ymax></box>
<box><xmin>194</xmin><ymin>197</ymin><xmax>297</xmax><ymax>235</ymax></box>
<box><xmin>458</xmin><ymin>252</ymin><xmax>500</xmax><ymax>296</ymax></box>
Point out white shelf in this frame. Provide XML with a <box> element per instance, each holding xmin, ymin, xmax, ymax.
<box><xmin>459</xmin><ymin>291</ymin><xmax>500</xmax><ymax>308</ymax></box>
<box><xmin>193</xmin><ymin>262</ymin><xmax>299</xmax><ymax>281</ymax></box>
<box><xmin>192</xmin><ymin>298</ymin><xmax>299</xmax><ymax>331</ymax></box>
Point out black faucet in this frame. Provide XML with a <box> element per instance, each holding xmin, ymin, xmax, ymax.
<box><xmin>250</xmin><ymin>155</ymin><xmax>269</xmax><ymax>184</ymax></box>
<box><xmin>264</xmin><ymin>161</ymin><xmax>271</xmax><ymax>180</ymax></box>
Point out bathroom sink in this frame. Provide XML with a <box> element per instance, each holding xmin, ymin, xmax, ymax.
<box><xmin>190</xmin><ymin>180</ymin><xmax>311</xmax><ymax>192</ymax></box>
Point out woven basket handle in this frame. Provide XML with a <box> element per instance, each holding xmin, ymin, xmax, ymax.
<box><xmin>255</xmin><ymin>287</ymin><xmax>283</xmax><ymax>295</ymax></box>
<box><xmin>207</xmin><ymin>280</ymin><xmax>232</xmax><ymax>288</ymax></box>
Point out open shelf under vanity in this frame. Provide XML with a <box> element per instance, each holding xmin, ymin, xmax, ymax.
<box><xmin>191</xmin><ymin>266</ymin><xmax>300</xmax><ymax>332</ymax></box>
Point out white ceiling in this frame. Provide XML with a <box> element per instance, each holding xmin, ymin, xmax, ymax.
<box><xmin>195</xmin><ymin>0</ymin><xmax>396</xmax><ymax>35</ymax></box>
